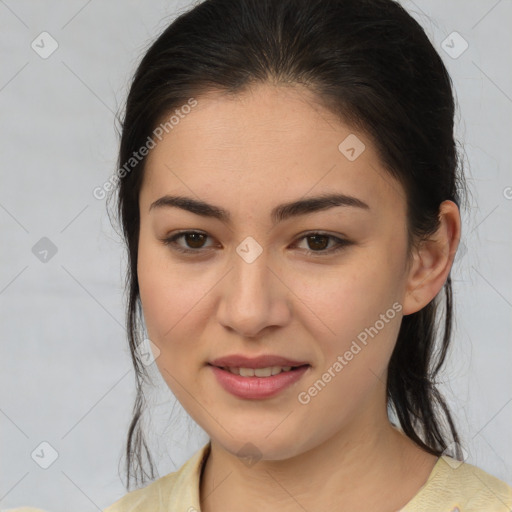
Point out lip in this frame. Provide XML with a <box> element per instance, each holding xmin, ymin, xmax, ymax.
<box><xmin>209</xmin><ymin>354</ymin><xmax>309</xmax><ymax>369</ymax></box>
<box><xmin>209</xmin><ymin>364</ymin><xmax>310</xmax><ymax>400</ymax></box>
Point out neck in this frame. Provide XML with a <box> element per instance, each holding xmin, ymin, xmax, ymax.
<box><xmin>200</xmin><ymin>412</ymin><xmax>438</xmax><ymax>512</ymax></box>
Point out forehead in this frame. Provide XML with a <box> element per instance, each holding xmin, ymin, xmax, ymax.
<box><xmin>141</xmin><ymin>84</ymin><xmax>406</xmax><ymax>218</ymax></box>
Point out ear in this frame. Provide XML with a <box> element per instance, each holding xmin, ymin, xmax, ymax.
<box><xmin>402</xmin><ymin>200</ymin><xmax>461</xmax><ymax>316</ymax></box>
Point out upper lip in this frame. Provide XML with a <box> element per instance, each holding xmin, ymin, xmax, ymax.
<box><xmin>209</xmin><ymin>354</ymin><xmax>310</xmax><ymax>369</ymax></box>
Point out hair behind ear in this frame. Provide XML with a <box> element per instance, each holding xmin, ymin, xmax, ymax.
<box><xmin>387</xmin><ymin>277</ymin><xmax>462</xmax><ymax>459</ymax></box>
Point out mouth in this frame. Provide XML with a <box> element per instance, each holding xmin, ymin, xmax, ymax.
<box><xmin>207</xmin><ymin>363</ymin><xmax>311</xmax><ymax>399</ymax></box>
<box><xmin>208</xmin><ymin>363</ymin><xmax>310</xmax><ymax>377</ymax></box>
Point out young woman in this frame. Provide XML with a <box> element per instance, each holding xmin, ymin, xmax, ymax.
<box><xmin>103</xmin><ymin>0</ymin><xmax>512</xmax><ymax>510</ymax></box>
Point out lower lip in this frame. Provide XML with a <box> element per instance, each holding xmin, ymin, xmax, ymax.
<box><xmin>209</xmin><ymin>364</ymin><xmax>310</xmax><ymax>400</ymax></box>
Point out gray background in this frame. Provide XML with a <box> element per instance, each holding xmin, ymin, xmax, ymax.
<box><xmin>1</xmin><ymin>1</ymin><xmax>511</xmax><ymax>510</ymax></box>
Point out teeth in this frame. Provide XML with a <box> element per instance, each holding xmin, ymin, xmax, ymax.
<box><xmin>255</xmin><ymin>367</ymin><xmax>272</xmax><ymax>377</ymax></box>
<box><xmin>227</xmin><ymin>366</ymin><xmax>294</xmax><ymax>377</ymax></box>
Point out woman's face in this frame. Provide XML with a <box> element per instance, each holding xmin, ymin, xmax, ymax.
<box><xmin>137</xmin><ymin>84</ymin><xmax>415</xmax><ymax>460</ymax></box>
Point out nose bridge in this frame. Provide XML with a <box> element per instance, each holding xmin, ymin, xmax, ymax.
<box><xmin>217</xmin><ymin>235</ymin><xmax>289</xmax><ymax>336</ymax></box>
<box><xmin>232</xmin><ymin>235</ymin><xmax>273</xmax><ymax>305</ymax></box>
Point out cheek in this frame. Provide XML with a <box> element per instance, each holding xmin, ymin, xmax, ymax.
<box><xmin>293</xmin><ymin>263</ymin><xmax>403</xmax><ymax>425</ymax></box>
<box><xmin>299</xmin><ymin>258</ymin><xmax>402</xmax><ymax>340</ymax></box>
<box><xmin>296</xmin><ymin>249</ymin><xmax>405</xmax><ymax>397</ymax></box>
<box><xmin>137</xmin><ymin>236</ymin><xmax>209</xmax><ymax>352</ymax></box>
<box><xmin>137</xmin><ymin>247</ymin><xmax>213</xmax><ymax>405</ymax></box>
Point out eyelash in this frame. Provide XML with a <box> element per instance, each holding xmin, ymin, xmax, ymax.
<box><xmin>160</xmin><ymin>230</ymin><xmax>352</xmax><ymax>257</ymax></box>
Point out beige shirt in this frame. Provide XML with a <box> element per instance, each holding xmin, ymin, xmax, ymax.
<box><xmin>102</xmin><ymin>441</ymin><xmax>512</xmax><ymax>512</ymax></box>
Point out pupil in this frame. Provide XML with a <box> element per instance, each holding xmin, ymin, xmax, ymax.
<box><xmin>308</xmin><ymin>235</ymin><xmax>328</xmax><ymax>251</ymax></box>
<box><xmin>186</xmin><ymin>233</ymin><xmax>206</xmax><ymax>248</ymax></box>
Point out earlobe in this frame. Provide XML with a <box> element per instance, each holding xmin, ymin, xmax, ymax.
<box><xmin>402</xmin><ymin>200</ymin><xmax>461</xmax><ymax>316</ymax></box>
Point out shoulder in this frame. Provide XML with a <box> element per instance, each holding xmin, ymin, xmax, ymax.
<box><xmin>402</xmin><ymin>455</ymin><xmax>512</xmax><ymax>511</ymax></box>
<box><xmin>103</xmin><ymin>442</ymin><xmax>210</xmax><ymax>512</ymax></box>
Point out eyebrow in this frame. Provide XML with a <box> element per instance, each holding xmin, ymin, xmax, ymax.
<box><xmin>149</xmin><ymin>193</ymin><xmax>370</xmax><ymax>225</ymax></box>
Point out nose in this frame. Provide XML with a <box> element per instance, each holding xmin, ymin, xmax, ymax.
<box><xmin>216</xmin><ymin>244</ymin><xmax>292</xmax><ymax>338</ymax></box>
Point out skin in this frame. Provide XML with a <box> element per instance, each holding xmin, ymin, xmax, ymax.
<box><xmin>137</xmin><ymin>83</ymin><xmax>461</xmax><ymax>511</ymax></box>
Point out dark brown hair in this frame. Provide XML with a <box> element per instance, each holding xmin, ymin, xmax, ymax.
<box><xmin>109</xmin><ymin>0</ymin><xmax>467</xmax><ymax>490</ymax></box>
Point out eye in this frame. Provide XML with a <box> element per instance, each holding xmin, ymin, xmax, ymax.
<box><xmin>160</xmin><ymin>230</ymin><xmax>352</xmax><ymax>257</ymax></box>
<box><xmin>293</xmin><ymin>232</ymin><xmax>352</xmax><ymax>256</ymax></box>
<box><xmin>161</xmin><ymin>230</ymin><xmax>214</xmax><ymax>254</ymax></box>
